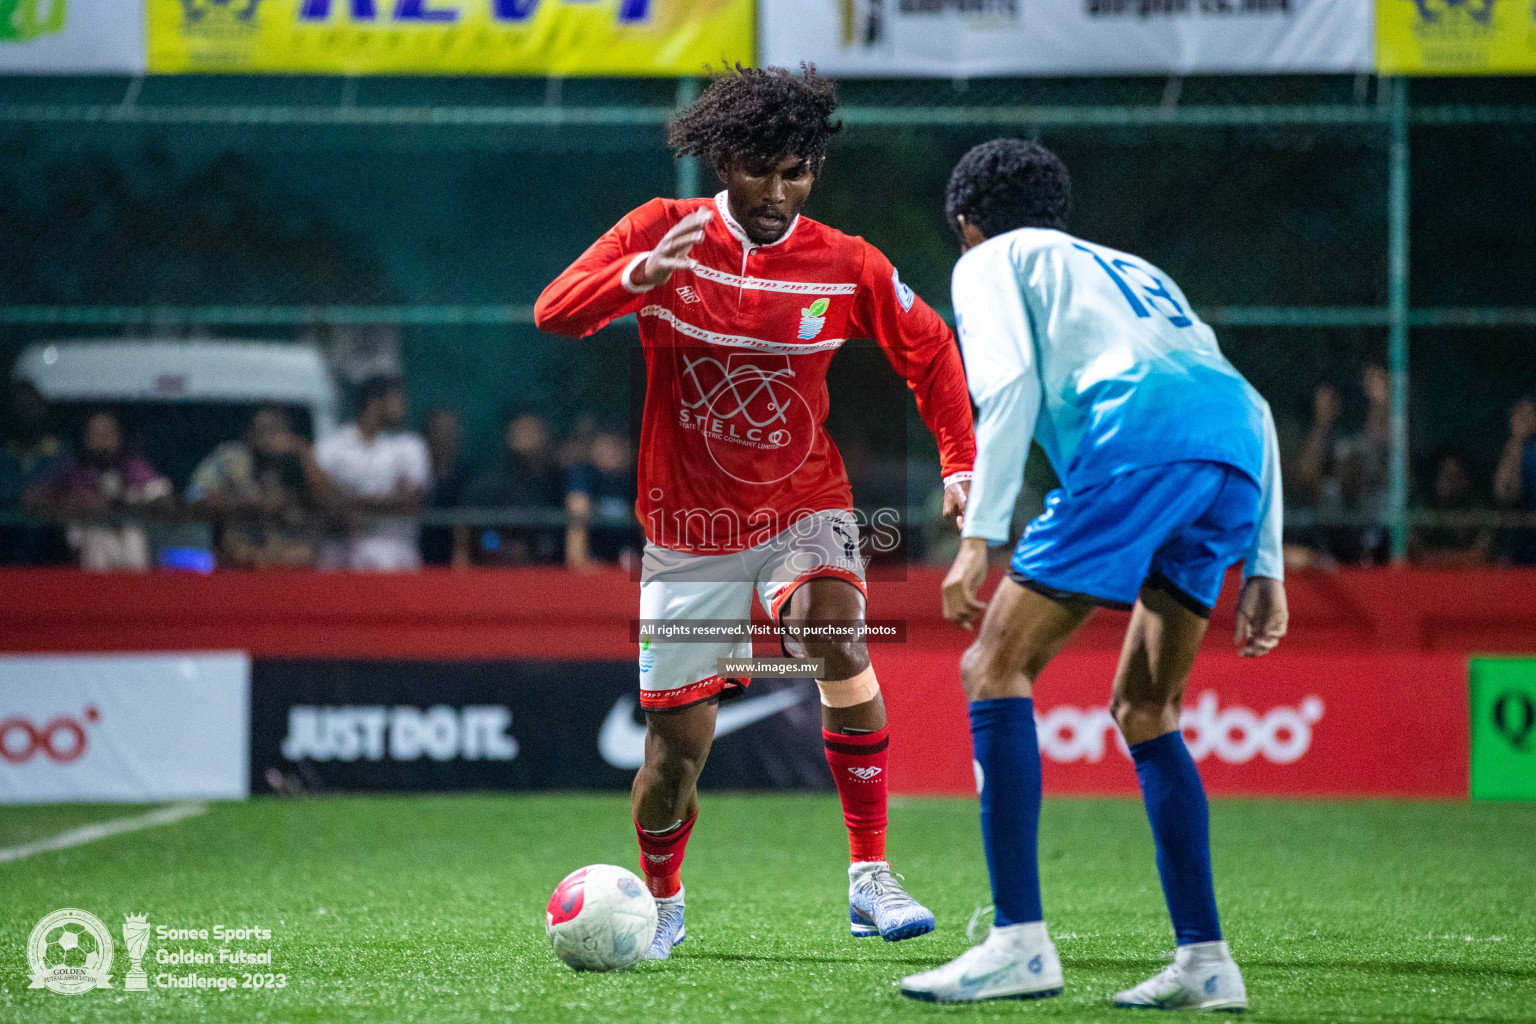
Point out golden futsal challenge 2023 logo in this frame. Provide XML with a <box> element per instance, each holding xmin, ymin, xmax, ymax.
<box><xmin>26</xmin><ymin>908</ymin><xmax>283</xmax><ymax>996</ymax></box>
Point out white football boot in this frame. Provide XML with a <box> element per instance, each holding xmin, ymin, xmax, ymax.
<box><xmin>644</xmin><ymin>887</ymin><xmax>686</xmax><ymax>960</ymax></box>
<box><xmin>900</xmin><ymin>920</ymin><xmax>1063</xmax><ymax>1003</ymax></box>
<box><xmin>1113</xmin><ymin>940</ymin><xmax>1248</xmax><ymax>1012</ymax></box>
<box><xmin>848</xmin><ymin>861</ymin><xmax>936</xmax><ymax>941</ymax></box>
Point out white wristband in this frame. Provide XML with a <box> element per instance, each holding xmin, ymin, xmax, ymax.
<box><xmin>621</xmin><ymin>252</ymin><xmax>657</xmax><ymax>294</ymax></box>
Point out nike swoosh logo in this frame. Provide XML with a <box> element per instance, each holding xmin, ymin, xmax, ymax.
<box><xmin>598</xmin><ymin>687</ymin><xmax>810</xmax><ymax>769</ymax></box>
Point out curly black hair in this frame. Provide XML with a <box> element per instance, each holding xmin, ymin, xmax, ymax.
<box><xmin>667</xmin><ymin>64</ymin><xmax>842</xmax><ymax>175</ymax></box>
<box><xmin>945</xmin><ymin>139</ymin><xmax>1072</xmax><ymax>239</ymax></box>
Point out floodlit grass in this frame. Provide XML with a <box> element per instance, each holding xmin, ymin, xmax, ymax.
<box><xmin>2</xmin><ymin>794</ymin><xmax>1532</xmax><ymax>1023</ymax></box>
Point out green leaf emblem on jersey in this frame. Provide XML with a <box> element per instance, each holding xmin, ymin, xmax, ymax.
<box><xmin>804</xmin><ymin>298</ymin><xmax>830</xmax><ymax>318</ymax></box>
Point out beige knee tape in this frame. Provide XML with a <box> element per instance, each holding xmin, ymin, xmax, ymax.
<box><xmin>818</xmin><ymin>666</ymin><xmax>880</xmax><ymax>708</ymax></box>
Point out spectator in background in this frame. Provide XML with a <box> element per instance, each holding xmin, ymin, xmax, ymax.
<box><xmin>419</xmin><ymin>406</ymin><xmax>471</xmax><ymax>568</ymax></box>
<box><xmin>315</xmin><ymin>375</ymin><xmax>431</xmax><ymax>571</ymax></box>
<box><xmin>0</xmin><ymin>380</ymin><xmax>67</xmax><ymax>565</ymax></box>
<box><xmin>28</xmin><ymin>410</ymin><xmax>172</xmax><ymax>571</ymax></box>
<box><xmin>1294</xmin><ymin>365</ymin><xmax>1392</xmax><ymax>564</ymax></box>
<box><xmin>186</xmin><ymin>406</ymin><xmax>334</xmax><ymax>569</ymax></box>
<box><xmin>565</xmin><ymin>430</ymin><xmax>635</xmax><ymax>570</ymax></box>
<box><xmin>557</xmin><ymin>412</ymin><xmax>598</xmax><ymax>470</ymax></box>
<box><xmin>1494</xmin><ymin>396</ymin><xmax>1536</xmax><ymax>564</ymax></box>
<box><xmin>1409</xmin><ymin>448</ymin><xmax>1491</xmax><ymax>567</ymax></box>
<box><xmin>462</xmin><ymin>412</ymin><xmax>565</xmax><ymax>565</ymax></box>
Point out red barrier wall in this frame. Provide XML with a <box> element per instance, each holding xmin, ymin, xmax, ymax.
<box><xmin>4</xmin><ymin>566</ymin><xmax>1535</xmax><ymax>658</ymax></box>
<box><xmin>4</xmin><ymin>567</ymin><xmax>1530</xmax><ymax>799</ymax></box>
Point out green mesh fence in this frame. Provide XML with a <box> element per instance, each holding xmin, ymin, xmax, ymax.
<box><xmin>1</xmin><ymin>73</ymin><xmax>1533</xmax><ymax>561</ymax></box>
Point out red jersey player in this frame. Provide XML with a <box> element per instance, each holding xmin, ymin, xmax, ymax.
<box><xmin>536</xmin><ymin>66</ymin><xmax>975</xmax><ymax>959</ymax></box>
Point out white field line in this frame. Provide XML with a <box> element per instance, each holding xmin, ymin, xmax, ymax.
<box><xmin>0</xmin><ymin>802</ymin><xmax>208</xmax><ymax>865</ymax></box>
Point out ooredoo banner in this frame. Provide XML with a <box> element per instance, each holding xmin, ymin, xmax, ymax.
<box><xmin>0</xmin><ymin>652</ymin><xmax>250</xmax><ymax>804</ymax></box>
<box><xmin>880</xmin><ymin>650</ymin><xmax>1469</xmax><ymax>798</ymax></box>
<box><xmin>762</xmin><ymin>0</ymin><xmax>1375</xmax><ymax>77</ymax></box>
<box><xmin>0</xmin><ymin>0</ymin><xmax>146</xmax><ymax>73</ymax></box>
<box><xmin>146</xmin><ymin>0</ymin><xmax>753</xmax><ymax>76</ymax></box>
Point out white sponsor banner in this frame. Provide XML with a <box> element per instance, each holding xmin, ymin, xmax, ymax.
<box><xmin>0</xmin><ymin>653</ymin><xmax>249</xmax><ymax>804</ymax></box>
<box><xmin>762</xmin><ymin>0</ymin><xmax>1374</xmax><ymax>77</ymax></box>
<box><xmin>0</xmin><ymin>0</ymin><xmax>146</xmax><ymax>74</ymax></box>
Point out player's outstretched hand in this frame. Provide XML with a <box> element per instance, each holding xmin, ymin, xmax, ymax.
<box><xmin>631</xmin><ymin>209</ymin><xmax>714</xmax><ymax>290</ymax></box>
<box><xmin>942</xmin><ymin>478</ymin><xmax>971</xmax><ymax>532</ymax></box>
<box><xmin>1234</xmin><ymin>575</ymin><xmax>1287</xmax><ymax>658</ymax></box>
<box><xmin>942</xmin><ymin>537</ymin><xmax>989</xmax><ymax>631</ymax></box>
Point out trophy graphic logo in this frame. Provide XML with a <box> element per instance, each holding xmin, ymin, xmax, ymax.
<box><xmin>122</xmin><ymin>914</ymin><xmax>150</xmax><ymax>992</ymax></box>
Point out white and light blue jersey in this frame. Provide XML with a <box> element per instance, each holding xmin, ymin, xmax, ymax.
<box><xmin>952</xmin><ymin>227</ymin><xmax>1283</xmax><ymax>581</ymax></box>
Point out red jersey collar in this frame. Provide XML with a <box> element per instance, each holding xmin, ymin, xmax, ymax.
<box><xmin>714</xmin><ymin>191</ymin><xmax>800</xmax><ymax>250</ymax></box>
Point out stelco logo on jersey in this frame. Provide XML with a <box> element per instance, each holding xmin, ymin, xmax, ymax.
<box><xmin>677</xmin><ymin>351</ymin><xmax>817</xmax><ymax>486</ymax></box>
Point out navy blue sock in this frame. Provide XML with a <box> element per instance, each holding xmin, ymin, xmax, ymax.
<box><xmin>1130</xmin><ymin>730</ymin><xmax>1222</xmax><ymax>945</ymax></box>
<box><xmin>968</xmin><ymin>697</ymin><xmax>1044</xmax><ymax>926</ymax></box>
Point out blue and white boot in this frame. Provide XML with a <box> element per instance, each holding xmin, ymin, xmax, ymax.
<box><xmin>849</xmin><ymin>861</ymin><xmax>935</xmax><ymax>941</ymax></box>
<box><xmin>1112</xmin><ymin>941</ymin><xmax>1248</xmax><ymax>1012</ymax></box>
<box><xmin>645</xmin><ymin>888</ymin><xmax>686</xmax><ymax>961</ymax></box>
<box><xmin>901</xmin><ymin>920</ymin><xmax>1063</xmax><ymax>1003</ymax></box>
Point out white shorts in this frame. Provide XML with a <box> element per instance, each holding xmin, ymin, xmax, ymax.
<box><xmin>637</xmin><ymin>509</ymin><xmax>867</xmax><ymax>711</ymax></box>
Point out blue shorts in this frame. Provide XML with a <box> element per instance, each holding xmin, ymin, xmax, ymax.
<box><xmin>1009</xmin><ymin>461</ymin><xmax>1261</xmax><ymax>617</ymax></box>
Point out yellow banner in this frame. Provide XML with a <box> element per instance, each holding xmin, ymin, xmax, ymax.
<box><xmin>147</xmin><ymin>0</ymin><xmax>754</xmax><ymax>76</ymax></box>
<box><xmin>1378</xmin><ymin>0</ymin><xmax>1536</xmax><ymax>74</ymax></box>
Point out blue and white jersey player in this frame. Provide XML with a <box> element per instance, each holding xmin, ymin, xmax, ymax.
<box><xmin>901</xmin><ymin>139</ymin><xmax>1288</xmax><ymax>1010</ymax></box>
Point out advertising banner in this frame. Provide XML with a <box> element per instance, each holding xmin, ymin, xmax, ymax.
<box><xmin>0</xmin><ymin>652</ymin><xmax>249</xmax><ymax>804</ymax></box>
<box><xmin>0</xmin><ymin>0</ymin><xmax>145</xmax><ymax>74</ymax></box>
<box><xmin>1377</xmin><ymin>0</ymin><xmax>1536</xmax><ymax>75</ymax></box>
<box><xmin>146</xmin><ymin>0</ymin><xmax>752</xmax><ymax>76</ymax></box>
<box><xmin>761</xmin><ymin>0</ymin><xmax>1374</xmax><ymax>78</ymax></box>
<box><xmin>880</xmin><ymin>650</ymin><xmax>1469</xmax><ymax>797</ymax></box>
<box><xmin>1470</xmin><ymin>658</ymin><xmax>1536</xmax><ymax>800</ymax></box>
<box><xmin>251</xmin><ymin>659</ymin><xmax>829</xmax><ymax>793</ymax></box>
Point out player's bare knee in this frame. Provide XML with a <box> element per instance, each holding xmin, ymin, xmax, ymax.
<box><xmin>803</xmin><ymin>637</ymin><xmax>867</xmax><ymax>680</ymax></box>
<box><xmin>960</xmin><ymin>642</ymin><xmax>1028</xmax><ymax>700</ymax></box>
<box><xmin>958</xmin><ymin>644</ymin><xmax>987</xmax><ymax>698</ymax></box>
<box><xmin>1110</xmin><ymin>695</ymin><xmax>1176</xmax><ymax>738</ymax></box>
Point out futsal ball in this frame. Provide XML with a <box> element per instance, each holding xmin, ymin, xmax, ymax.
<box><xmin>545</xmin><ymin>864</ymin><xmax>658</xmax><ymax>972</ymax></box>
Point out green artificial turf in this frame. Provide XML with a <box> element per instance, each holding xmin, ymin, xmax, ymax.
<box><xmin>2</xmin><ymin>795</ymin><xmax>1532</xmax><ymax>1023</ymax></box>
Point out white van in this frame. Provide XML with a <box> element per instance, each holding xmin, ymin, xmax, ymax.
<box><xmin>14</xmin><ymin>339</ymin><xmax>340</xmax><ymax>487</ymax></box>
<box><xmin>13</xmin><ymin>340</ymin><xmax>342</xmax><ymax>566</ymax></box>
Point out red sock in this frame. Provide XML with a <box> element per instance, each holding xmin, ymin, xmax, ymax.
<box><xmin>635</xmin><ymin>812</ymin><xmax>696</xmax><ymax>898</ymax></box>
<box><xmin>823</xmin><ymin>726</ymin><xmax>890</xmax><ymax>863</ymax></box>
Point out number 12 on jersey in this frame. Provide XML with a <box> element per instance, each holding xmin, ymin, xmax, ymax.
<box><xmin>1073</xmin><ymin>243</ymin><xmax>1192</xmax><ymax>328</ymax></box>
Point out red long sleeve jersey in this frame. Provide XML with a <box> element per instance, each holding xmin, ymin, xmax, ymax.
<box><xmin>536</xmin><ymin>193</ymin><xmax>976</xmax><ymax>555</ymax></box>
